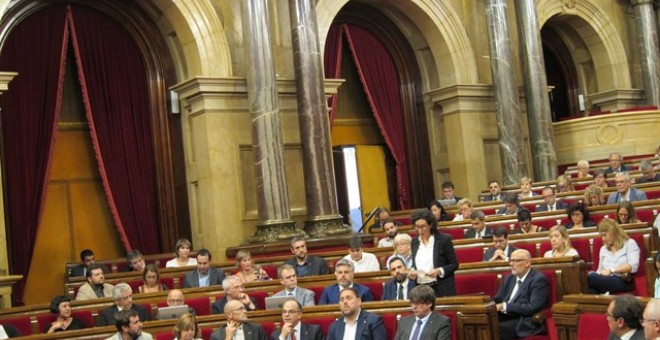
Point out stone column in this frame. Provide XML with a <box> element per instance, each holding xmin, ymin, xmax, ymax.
<box><xmin>288</xmin><ymin>0</ymin><xmax>350</xmax><ymax>237</ymax></box>
<box><xmin>514</xmin><ymin>0</ymin><xmax>557</xmax><ymax>181</ymax></box>
<box><xmin>484</xmin><ymin>0</ymin><xmax>528</xmax><ymax>185</ymax></box>
<box><xmin>631</xmin><ymin>0</ymin><xmax>660</xmax><ymax>106</ymax></box>
<box><xmin>241</xmin><ymin>0</ymin><xmax>300</xmax><ymax>243</ymax></box>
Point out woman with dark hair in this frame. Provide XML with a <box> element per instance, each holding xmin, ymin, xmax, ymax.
<box><xmin>514</xmin><ymin>207</ymin><xmax>542</xmax><ymax>234</ymax></box>
<box><xmin>408</xmin><ymin>208</ymin><xmax>458</xmax><ymax>297</ymax></box>
<box><xmin>44</xmin><ymin>295</ymin><xmax>87</xmax><ymax>333</ymax></box>
<box><xmin>615</xmin><ymin>201</ymin><xmax>641</xmax><ymax>225</ymax></box>
<box><xmin>565</xmin><ymin>203</ymin><xmax>595</xmax><ymax>229</ymax></box>
<box><xmin>138</xmin><ymin>264</ymin><xmax>168</xmax><ymax>293</ymax></box>
<box><xmin>427</xmin><ymin>200</ymin><xmax>451</xmax><ymax>222</ymax></box>
<box><xmin>587</xmin><ymin>218</ymin><xmax>639</xmax><ymax>294</ymax></box>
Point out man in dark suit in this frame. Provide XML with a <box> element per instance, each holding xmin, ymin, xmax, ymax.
<box><xmin>69</xmin><ymin>249</ymin><xmax>110</xmax><ymax>277</ymax></box>
<box><xmin>212</xmin><ymin>276</ymin><xmax>258</xmax><ymax>314</ymax></box>
<box><xmin>535</xmin><ymin>186</ymin><xmax>566</xmax><ymax>212</ymax></box>
<box><xmin>497</xmin><ymin>193</ymin><xmax>520</xmax><ymax>215</ymax></box>
<box><xmin>211</xmin><ymin>300</ymin><xmax>266</xmax><ymax>340</ymax></box>
<box><xmin>318</xmin><ymin>259</ymin><xmax>373</xmax><ymax>304</ymax></box>
<box><xmin>465</xmin><ymin>210</ymin><xmax>493</xmax><ymax>239</ymax></box>
<box><xmin>637</xmin><ymin>159</ymin><xmax>660</xmax><ymax>183</ymax></box>
<box><xmin>369</xmin><ymin>207</ymin><xmax>391</xmax><ymax>232</ymax></box>
<box><xmin>440</xmin><ymin>181</ymin><xmax>462</xmax><ymax>203</ymax></box>
<box><xmin>98</xmin><ymin>283</ymin><xmax>151</xmax><ymax>326</ymax></box>
<box><xmin>284</xmin><ymin>237</ymin><xmax>329</xmax><ymax>277</ymax></box>
<box><xmin>394</xmin><ymin>285</ymin><xmax>451</xmax><ymax>340</ymax></box>
<box><xmin>327</xmin><ymin>288</ymin><xmax>386</xmax><ymax>340</ymax></box>
<box><xmin>483</xmin><ymin>226</ymin><xmax>518</xmax><ymax>262</ymax></box>
<box><xmin>382</xmin><ymin>257</ymin><xmax>415</xmax><ymax>301</ymax></box>
<box><xmin>271</xmin><ymin>300</ymin><xmax>322</xmax><ymax>340</ymax></box>
<box><xmin>606</xmin><ymin>295</ymin><xmax>645</xmax><ymax>340</ymax></box>
<box><xmin>482</xmin><ymin>180</ymin><xmax>502</xmax><ymax>202</ymax></box>
<box><xmin>183</xmin><ymin>248</ymin><xmax>225</xmax><ymax>288</ymax></box>
<box><xmin>493</xmin><ymin>249</ymin><xmax>549</xmax><ymax>339</ymax></box>
<box><xmin>604</xmin><ymin>153</ymin><xmax>631</xmax><ymax>174</ymax></box>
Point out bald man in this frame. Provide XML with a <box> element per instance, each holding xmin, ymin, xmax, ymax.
<box><xmin>643</xmin><ymin>299</ymin><xmax>660</xmax><ymax>339</ymax></box>
<box><xmin>158</xmin><ymin>289</ymin><xmax>196</xmax><ymax>319</ymax></box>
<box><xmin>211</xmin><ymin>300</ymin><xmax>266</xmax><ymax>340</ymax></box>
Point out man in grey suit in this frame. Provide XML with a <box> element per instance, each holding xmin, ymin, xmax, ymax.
<box><xmin>183</xmin><ymin>248</ymin><xmax>225</xmax><ymax>288</ymax></box>
<box><xmin>211</xmin><ymin>300</ymin><xmax>266</xmax><ymax>340</ymax></box>
<box><xmin>271</xmin><ymin>300</ymin><xmax>323</xmax><ymax>340</ymax></box>
<box><xmin>606</xmin><ymin>296</ymin><xmax>645</xmax><ymax>340</ymax></box>
<box><xmin>394</xmin><ymin>285</ymin><xmax>451</xmax><ymax>340</ymax></box>
<box><xmin>272</xmin><ymin>264</ymin><xmax>315</xmax><ymax>306</ymax></box>
<box><xmin>607</xmin><ymin>172</ymin><xmax>648</xmax><ymax>204</ymax></box>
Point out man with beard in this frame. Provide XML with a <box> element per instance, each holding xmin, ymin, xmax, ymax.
<box><xmin>483</xmin><ymin>180</ymin><xmax>502</xmax><ymax>201</ymax></box>
<box><xmin>271</xmin><ymin>300</ymin><xmax>322</xmax><ymax>340</ymax></box>
<box><xmin>75</xmin><ymin>264</ymin><xmax>114</xmax><ymax>300</ymax></box>
<box><xmin>283</xmin><ymin>237</ymin><xmax>329</xmax><ymax>277</ymax></box>
<box><xmin>327</xmin><ymin>288</ymin><xmax>386</xmax><ymax>340</ymax></box>
<box><xmin>377</xmin><ymin>219</ymin><xmax>400</xmax><ymax>248</ymax></box>
<box><xmin>104</xmin><ymin>309</ymin><xmax>152</xmax><ymax>340</ymax></box>
<box><xmin>382</xmin><ymin>257</ymin><xmax>415</xmax><ymax>301</ymax></box>
<box><xmin>211</xmin><ymin>300</ymin><xmax>266</xmax><ymax>340</ymax></box>
<box><xmin>318</xmin><ymin>259</ymin><xmax>373</xmax><ymax>305</ymax></box>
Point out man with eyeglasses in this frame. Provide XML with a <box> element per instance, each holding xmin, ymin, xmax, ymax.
<box><xmin>493</xmin><ymin>249</ymin><xmax>549</xmax><ymax>339</ymax></box>
<box><xmin>484</xmin><ymin>226</ymin><xmax>518</xmax><ymax>262</ymax></box>
<box><xmin>536</xmin><ymin>186</ymin><xmax>566</xmax><ymax>212</ymax></box>
<box><xmin>99</xmin><ymin>283</ymin><xmax>151</xmax><ymax>326</ymax></box>
<box><xmin>607</xmin><ymin>172</ymin><xmax>648</xmax><ymax>204</ymax></box>
<box><xmin>211</xmin><ymin>300</ymin><xmax>266</xmax><ymax>340</ymax></box>
<box><xmin>271</xmin><ymin>300</ymin><xmax>322</xmax><ymax>340</ymax></box>
<box><xmin>606</xmin><ymin>295</ymin><xmax>644</xmax><ymax>340</ymax></box>
<box><xmin>642</xmin><ymin>298</ymin><xmax>660</xmax><ymax>339</ymax></box>
<box><xmin>212</xmin><ymin>276</ymin><xmax>257</xmax><ymax>314</ymax></box>
<box><xmin>272</xmin><ymin>264</ymin><xmax>315</xmax><ymax>307</ymax></box>
<box><xmin>393</xmin><ymin>285</ymin><xmax>451</xmax><ymax>340</ymax></box>
<box><xmin>605</xmin><ymin>153</ymin><xmax>631</xmax><ymax>174</ymax></box>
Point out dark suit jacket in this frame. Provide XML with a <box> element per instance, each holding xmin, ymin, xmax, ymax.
<box><xmin>271</xmin><ymin>322</ymin><xmax>323</xmax><ymax>340</ymax></box>
<box><xmin>284</xmin><ymin>255</ymin><xmax>329</xmax><ymax>277</ymax></box>
<box><xmin>493</xmin><ymin>269</ymin><xmax>549</xmax><ymax>338</ymax></box>
<box><xmin>535</xmin><ymin>200</ymin><xmax>567</xmax><ymax>212</ymax></box>
<box><xmin>636</xmin><ymin>173</ymin><xmax>660</xmax><ymax>183</ymax></box>
<box><xmin>211</xmin><ymin>321</ymin><xmax>266</xmax><ymax>340</ymax></box>
<box><xmin>183</xmin><ymin>267</ymin><xmax>225</xmax><ymax>288</ymax></box>
<box><xmin>394</xmin><ymin>312</ymin><xmax>451</xmax><ymax>340</ymax></box>
<box><xmin>411</xmin><ymin>232</ymin><xmax>459</xmax><ymax>296</ymax></box>
<box><xmin>483</xmin><ymin>245</ymin><xmax>519</xmax><ymax>262</ymax></box>
<box><xmin>98</xmin><ymin>304</ymin><xmax>151</xmax><ymax>326</ymax></box>
<box><xmin>69</xmin><ymin>263</ymin><xmax>110</xmax><ymax>277</ymax></box>
<box><xmin>381</xmin><ymin>278</ymin><xmax>416</xmax><ymax>301</ymax></box>
<box><xmin>464</xmin><ymin>227</ymin><xmax>493</xmax><ymax>239</ymax></box>
<box><xmin>212</xmin><ymin>295</ymin><xmax>258</xmax><ymax>314</ymax></box>
<box><xmin>607</xmin><ymin>328</ymin><xmax>645</xmax><ymax>340</ymax></box>
<box><xmin>327</xmin><ymin>310</ymin><xmax>386</xmax><ymax>340</ymax></box>
<box><xmin>605</xmin><ymin>164</ymin><xmax>632</xmax><ymax>174</ymax></box>
<box><xmin>318</xmin><ymin>283</ymin><xmax>373</xmax><ymax>305</ymax></box>
<box><xmin>483</xmin><ymin>194</ymin><xmax>501</xmax><ymax>202</ymax></box>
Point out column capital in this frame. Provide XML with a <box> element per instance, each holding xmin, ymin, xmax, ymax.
<box><xmin>630</xmin><ymin>0</ymin><xmax>653</xmax><ymax>7</ymax></box>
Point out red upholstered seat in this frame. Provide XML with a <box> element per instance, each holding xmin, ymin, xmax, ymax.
<box><xmin>577</xmin><ymin>313</ymin><xmax>609</xmax><ymax>339</ymax></box>
<box><xmin>185</xmin><ymin>296</ymin><xmax>212</xmax><ymax>316</ymax></box>
<box><xmin>361</xmin><ymin>281</ymin><xmax>384</xmax><ymax>301</ymax></box>
<box><xmin>381</xmin><ymin>313</ymin><xmax>398</xmax><ymax>340</ymax></box>
<box><xmin>303</xmin><ymin>316</ymin><xmax>336</xmax><ymax>335</ymax></box>
<box><xmin>570</xmin><ymin>238</ymin><xmax>592</xmax><ymax>263</ymax></box>
<box><xmin>515</xmin><ymin>243</ymin><xmax>538</xmax><ymax>258</ymax></box>
<box><xmin>455</xmin><ymin>247</ymin><xmax>484</xmax><ymax>263</ymax></box>
<box><xmin>127</xmin><ymin>279</ymin><xmax>142</xmax><ymax>293</ymax></box>
<box><xmin>259</xmin><ymin>321</ymin><xmax>275</xmax><ymax>338</ymax></box>
<box><xmin>441</xmin><ymin>227</ymin><xmax>465</xmax><ymax>240</ymax></box>
<box><xmin>249</xmin><ymin>291</ymin><xmax>268</xmax><ymax>310</ymax></box>
<box><xmin>201</xmin><ymin>327</ymin><xmax>214</xmax><ymax>339</ymax></box>
<box><xmin>636</xmin><ymin>208</ymin><xmax>656</xmax><ymax>224</ymax></box>
<box><xmin>455</xmin><ymin>272</ymin><xmax>499</xmax><ymax>296</ymax></box>
<box><xmin>161</xmin><ymin>277</ymin><xmax>175</xmax><ymax>290</ymax></box>
<box><xmin>0</xmin><ymin>316</ymin><xmax>33</xmax><ymax>336</ymax></box>
<box><xmin>439</xmin><ymin>310</ymin><xmax>458</xmax><ymax>340</ymax></box>
<box><xmin>308</xmin><ymin>286</ymin><xmax>325</xmax><ymax>305</ymax></box>
<box><xmin>155</xmin><ymin>331</ymin><xmax>174</xmax><ymax>340</ymax></box>
<box><xmin>646</xmin><ymin>189</ymin><xmax>660</xmax><ymax>200</ymax></box>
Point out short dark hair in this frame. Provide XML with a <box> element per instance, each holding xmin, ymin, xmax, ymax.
<box><xmin>517</xmin><ymin>207</ymin><xmax>532</xmax><ymax>222</ymax></box>
<box><xmin>339</xmin><ymin>287</ymin><xmax>360</xmax><ymax>299</ymax></box>
<box><xmin>86</xmin><ymin>264</ymin><xmax>104</xmax><ymax>278</ymax></box>
<box><xmin>410</xmin><ymin>208</ymin><xmax>438</xmax><ymax>234</ymax></box>
<box><xmin>427</xmin><ymin>200</ymin><xmax>448</xmax><ymax>222</ymax></box>
<box><xmin>114</xmin><ymin>309</ymin><xmax>139</xmax><ymax>332</ymax></box>
<box><xmin>80</xmin><ymin>249</ymin><xmax>94</xmax><ymax>262</ymax></box>
<box><xmin>347</xmin><ymin>234</ymin><xmax>364</xmax><ymax>249</ymax></box>
<box><xmin>196</xmin><ymin>248</ymin><xmax>212</xmax><ymax>260</ymax></box>
<box><xmin>441</xmin><ymin>181</ymin><xmax>455</xmax><ymax>190</ymax></box>
<box><xmin>50</xmin><ymin>295</ymin><xmax>70</xmax><ymax>314</ymax></box>
<box><xmin>612</xmin><ymin>295</ymin><xmax>643</xmax><ymax>329</ymax></box>
<box><xmin>388</xmin><ymin>256</ymin><xmax>406</xmax><ymax>268</ymax></box>
<box><xmin>470</xmin><ymin>210</ymin><xmax>486</xmax><ymax>221</ymax></box>
<box><xmin>566</xmin><ymin>202</ymin><xmax>590</xmax><ymax>222</ymax></box>
<box><xmin>488</xmin><ymin>179</ymin><xmax>499</xmax><ymax>186</ymax></box>
<box><xmin>502</xmin><ymin>193</ymin><xmax>520</xmax><ymax>206</ymax></box>
<box><xmin>542</xmin><ymin>186</ymin><xmax>555</xmax><ymax>195</ymax></box>
<box><xmin>126</xmin><ymin>250</ymin><xmax>143</xmax><ymax>262</ymax></box>
<box><xmin>410</xmin><ymin>285</ymin><xmax>436</xmax><ymax>310</ymax></box>
<box><xmin>492</xmin><ymin>226</ymin><xmax>509</xmax><ymax>238</ymax></box>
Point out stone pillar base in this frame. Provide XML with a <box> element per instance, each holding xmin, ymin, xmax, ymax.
<box><xmin>247</xmin><ymin>220</ymin><xmax>304</xmax><ymax>244</ymax></box>
<box><xmin>303</xmin><ymin>215</ymin><xmax>352</xmax><ymax>238</ymax></box>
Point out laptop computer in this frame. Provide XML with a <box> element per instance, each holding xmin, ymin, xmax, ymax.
<box><xmin>156</xmin><ymin>305</ymin><xmax>190</xmax><ymax>320</ymax></box>
<box><xmin>264</xmin><ymin>295</ymin><xmax>296</xmax><ymax>310</ymax></box>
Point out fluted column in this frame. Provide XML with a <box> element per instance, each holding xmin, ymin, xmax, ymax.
<box><xmin>485</xmin><ymin>0</ymin><xmax>528</xmax><ymax>185</ymax></box>
<box><xmin>241</xmin><ymin>0</ymin><xmax>300</xmax><ymax>243</ymax></box>
<box><xmin>515</xmin><ymin>0</ymin><xmax>557</xmax><ymax>181</ymax></box>
<box><xmin>289</xmin><ymin>0</ymin><xmax>350</xmax><ymax>237</ymax></box>
<box><xmin>632</xmin><ymin>0</ymin><xmax>660</xmax><ymax>106</ymax></box>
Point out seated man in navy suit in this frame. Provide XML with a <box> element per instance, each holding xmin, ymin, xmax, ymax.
<box><xmin>493</xmin><ymin>249</ymin><xmax>549</xmax><ymax>340</ymax></box>
<box><xmin>484</xmin><ymin>227</ymin><xmax>518</xmax><ymax>262</ymax></box>
<box><xmin>98</xmin><ymin>283</ymin><xmax>151</xmax><ymax>326</ymax></box>
<box><xmin>382</xmin><ymin>257</ymin><xmax>415</xmax><ymax>301</ymax></box>
<box><xmin>465</xmin><ymin>210</ymin><xmax>492</xmax><ymax>239</ymax></box>
<box><xmin>318</xmin><ymin>259</ymin><xmax>373</xmax><ymax>305</ymax></box>
<box><xmin>271</xmin><ymin>300</ymin><xmax>323</xmax><ymax>340</ymax></box>
<box><xmin>604</xmin><ymin>153</ymin><xmax>631</xmax><ymax>174</ymax></box>
<box><xmin>327</xmin><ymin>288</ymin><xmax>386</xmax><ymax>340</ymax></box>
<box><xmin>69</xmin><ymin>249</ymin><xmax>110</xmax><ymax>277</ymax></box>
<box><xmin>536</xmin><ymin>186</ymin><xmax>566</xmax><ymax>212</ymax></box>
<box><xmin>607</xmin><ymin>172</ymin><xmax>648</xmax><ymax>204</ymax></box>
<box><xmin>496</xmin><ymin>193</ymin><xmax>520</xmax><ymax>216</ymax></box>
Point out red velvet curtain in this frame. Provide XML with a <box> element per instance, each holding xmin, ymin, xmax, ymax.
<box><xmin>0</xmin><ymin>6</ymin><xmax>69</xmax><ymax>305</ymax></box>
<box><xmin>342</xmin><ymin>24</ymin><xmax>411</xmax><ymax>209</ymax></box>
<box><xmin>323</xmin><ymin>24</ymin><xmax>344</xmax><ymax>125</ymax></box>
<box><xmin>67</xmin><ymin>6</ymin><xmax>160</xmax><ymax>254</ymax></box>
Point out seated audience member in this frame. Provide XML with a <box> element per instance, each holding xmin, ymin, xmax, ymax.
<box><xmin>514</xmin><ymin>207</ymin><xmax>542</xmax><ymax>234</ymax></box>
<box><xmin>616</xmin><ymin>201</ymin><xmax>642</xmax><ymax>225</ymax></box>
<box><xmin>235</xmin><ymin>250</ymin><xmax>270</xmax><ymax>283</ymax></box>
<box><xmin>272</xmin><ymin>300</ymin><xmax>323</xmax><ymax>340</ymax></box>
<box><xmin>166</xmin><ymin>238</ymin><xmax>197</xmax><ymax>268</ymax></box>
<box><xmin>587</xmin><ymin>218</ymin><xmax>640</xmax><ymax>294</ymax></box>
<box><xmin>607</xmin><ymin>172</ymin><xmax>648</xmax><ymax>204</ymax></box>
<box><xmin>44</xmin><ymin>295</ymin><xmax>87</xmax><ymax>333</ymax></box>
<box><xmin>100</xmin><ymin>283</ymin><xmax>151</xmax><ymax>326</ymax></box>
<box><xmin>75</xmin><ymin>264</ymin><xmax>114</xmax><ymax>300</ymax></box>
<box><xmin>655</xmin><ymin>252</ymin><xmax>660</xmax><ymax>298</ymax></box>
<box><xmin>605</xmin><ymin>152</ymin><xmax>631</xmax><ymax>174</ymax></box>
<box><xmin>643</xmin><ymin>299</ymin><xmax>660</xmax><ymax>339</ymax></box>
<box><xmin>369</xmin><ymin>207</ymin><xmax>391</xmax><ymax>231</ymax></box>
<box><xmin>160</xmin><ymin>289</ymin><xmax>196</xmax><ymax>318</ymax></box>
<box><xmin>497</xmin><ymin>193</ymin><xmax>520</xmax><ymax>215</ymax></box>
<box><xmin>105</xmin><ymin>309</ymin><xmax>152</xmax><ymax>340</ymax></box>
<box><xmin>272</xmin><ymin>264</ymin><xmax>315</xmax><ymax>307</ymax></box>
<box><xmin>284</xmin><ymin>237</ymin><xmax>329</xmax><ymax>277</ymax></box>
<box><xmin>342</xmin><ymin>234</ymin><xmax>380</xmax><ymax>273</ymax></box>
<box><xmin>393</xmin><ymin>285</ymin><xmax>451</xmax><ymax>340</ymax></box>
<box><xmin>174</xmin><ymin>313</ymin><xmax>201</xmax><ymax>340</ymax></box>
<box><xmin>556</xmin><ymin>173</ymin><xmax>575</xmax><ymax>193</ymax></box>
<box><xmin>452</xmin><ymin>198</ymin><xmax>474</xmax><ymax>221</ymax></box>
<box><xmin>377</xmin><ymin>219</ymin><xmax>399</xmax><ymax>248</ymax></box>
<box><xmin>518</xmin><ymin>177</ymin><xmax>537</xmax><ymax>198</ymax></box>
<box><xmin>637</xmin><ymin>159</ymin><xmax>660</xmax><ymax>183</ymax></box>
<box><xmin>382</xmin><ymin>257</ymin><xmax>415</xmax><ymax>301</ymax></box>
<box><xmin>536</xmin><ymin>186</ymin><xmax>566</xmax><ymax>212</ymax></box>
<box><xmin>493</xmin><ymin>249</ymin><xmax>549</xmax><ymax>339</ymax></box>
<box><xmin>69</xmin><ymin>249</ymin><xmax>110</xmax><ymax>277</ymax></box>
<box><xmin>440</xmin><ymin>180</ymin><xmax>462</xmax><ymax>204</ymax></box>
<box><xmin>385</xmin><ymin>233</ymin><xmax>413</xmax><ymax>269</ymax></box>
<box><xmin>212</xmin><ymin>276</ymin><xmax>257</xmax><ymax>314</ymax></box>
<box><xmin>326</xmin><ymin>288</ymin><xmax>386</xmax><ymax>340</ymax></box>
<box><xmin>584</xmin><ymin>184</ymin><xmax>606</xmax><ymax>206</ymax></box>
<box><xmin>183</xmin><ymin>248</ymin><xmax>224</xmax><ymax>288</ymax></box>
<box><xmin>576</xmin><ymin>160</ymin><xmax>592</xmax><ymax>178</ymax></box>
<box><xmin>0</xmin><ymin>324</ymin><xmax>19</xmax><ymax>338</ymax></box>
<box><xmin>210</xmin><ymin>300</ymin><xmax>266</xmax><ymax>340</ymax></box>
<box><xmin>544</xmin><ymin>225</ymin><xmax>578</xmax><ymax>258</ymax></box>
<box><xmin>565</xmin><ymin>202</ymin><xmax>595</xmax><ymax>229</ymax></box>
<box><xmin>483</xmin><ymin>179</ymin><xmax>502</xmax><ymax>201</ymax></box>
<box><xmin>126</xmin><ymin>250</ymin><xmax>146</xmax><ymax>272</ymax></box>
<box><xmin>138</xmin><ymin>264</ymin><xmax>168</xmax><ymax>293</ymax></box>
<box><xmin>484</xmin><ymin>226</ymin><xmax>518</xmax><ymax>262</ymax></box>
<box><xmin>466</xmin><ymin>210</ymin><xmax>493</xmax><ymax>239</ymax></box>
<box><xmin>594</xmin><ymin>169</ymin><xmax>609</xmax><ymax>189</ymax></box>
<box><xmin>606</xmin><ymin>296</ymin><xmax>644</xmax><ymax>340</ymax></box>
<box><xmin>428</xmin><ymin>200</ymin><xmax>451</xmax><ymax>222</ymax></box>
<box><xmin>318</xmin><ymin>259</ymin><xmax>373</xmax><ymax>305</ymax></box>
<box><xmin>410</xmin><ymin>208</ymin><xmax>458</xmax><ymax>297</ymax></box>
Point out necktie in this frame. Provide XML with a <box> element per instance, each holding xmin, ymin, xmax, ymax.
<box><xmin>411</xmin><ymin>319</ymin><xmax>423</xmax><ymax>340</ymax></box>
<box><xmin>508</xmin><ymin>279</ymin><xmax>522</xmax><ymax>302</ymax></box>
<box><xmin>291</xmin><ymin>330</ymin><xmax>297</xmax><ymax>340</ymax></box>
<box><xmin>288</xmin><ymin>292</ymin><xmax>294</xmax><ymax>296</ymax></box>
<box><xmin>397</xmin><ymin>284</ymin><xmax>404</xmax><ymax>300</ymax></box>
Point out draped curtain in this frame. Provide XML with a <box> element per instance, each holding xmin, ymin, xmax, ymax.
<box><xmin>323</xmin><ymin>24</ymin><xmax>344</xmax><ymax>125</ymax></box>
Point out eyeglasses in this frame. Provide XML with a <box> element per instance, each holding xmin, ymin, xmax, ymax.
<box><xmin>640</xmin><ymin>318</ymin><xmax>658</xmax><ymax>324</ymax></box>
<box><xmin>282</xmin><ymin>309</ymin><xmax>301</xmax><ymax>315</ymax></box>
<box><xmin>509</xmin><ymin>259</ymin><xmax>528</xmax><ymax>263</ymax></box>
